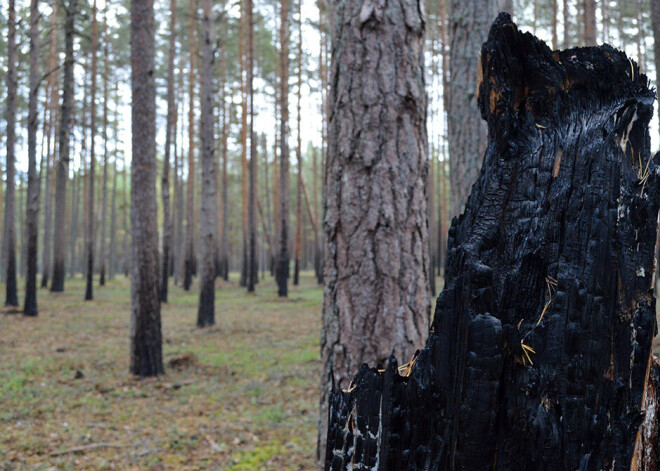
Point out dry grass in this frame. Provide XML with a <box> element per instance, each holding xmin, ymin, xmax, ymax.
<box><xmin>0</xmin><ymin>272</ymin><xmax>323</xmax><ymax>470</ymax></box>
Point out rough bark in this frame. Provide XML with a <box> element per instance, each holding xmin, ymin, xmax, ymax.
<box><xmin>184</xmin><ymin>0</ymin><xmax>196</xmax><ymax>292</ymax></box>
<box><xmin>448</xmin><ymin>0</ymin><xmax>500</xmax><ymax>218</ymax></box>
<box><xmin>652</xmin><ymin>0</ymin><xmax>660</xmax><ymax>290</ymax></box>
<box><xmin>25</xmin><ymin>0</ymin><xmax>40</xmax><ymax>317</ymax></box>
<box><xmin>320</xmin><ymin>0</ymin><xmax>431</xmax><ymax>463</ymax></box>
<box><xmin>197</xmin><ymin>0</ymin><xmax>216</xmax><ymax>327</ymax></box>
<box><xmin>85</xmin><ymin>0</ymin><xmax>98</xmax><ymax>301</ymax></box>
<box><xmin>52</xmin><ymin>0</ymin><xmax>78</xmax><ymax>292</ymax></box>
<box><xmin>4</xmin><ymin>0</ymin><xmax>18</xmax><ymax>307</ymax></box>
<box><xmin>584</xmin><ymin>0</ymin><xmax>597</xmax><ymax>46</ymax></box>
<box><xmin>130</xmin><ymin>0</ymin><xmax>163</xmax><ymax>377</ymax></box>
<box><xmin>324</xmin><ymin>15</ymin><xmax>660</xmax><ymax>470</ymax></box>
<box><xmin>162</xmin><ymin>0</ymin><xmax>176</xmax><ymax>303</ymax></box>
<box><xmin>276</xmin><ymin>0</ymin><xmax>290</xmax><ymax>297</ymax></box>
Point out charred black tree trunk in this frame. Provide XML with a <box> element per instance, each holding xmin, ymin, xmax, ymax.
<box><xmin>324</xmin><ymin>15</ymin><xmax>660</xmax><ymax>471</ymax></box>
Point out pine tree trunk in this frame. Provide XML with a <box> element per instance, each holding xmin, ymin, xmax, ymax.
<box><xmin>584</xmin><ymin>0</ymin><xmax>597</xmax><ymax>46</ymax></box>
<box><xmin>219</xmin><ymin>48</ymin><xmax>229</xmax><ymax>281</ymax></box>
<box><xmin>320</xmin><ymin>0</ymin><xmax>431</xmax><ymax>462</ymax></box>
<box><xmin>162</xmin><ymin>0</ymin><xmax>176</xmax><ymax>303</ymax></box>
<box><xmin>197</xmin><ymin>0</ymin><xmax>217</xmax><ymax>326</ymax></box>
<box><xmin>324</xmin><ymin>15</ymin><xmax>660</xmax><ymax>470</ymax></box>
<box><xmin>51</xmin><ymin>0</ymin><xmax>78</xmax><ymax>292</ymax></box>
<box><xmin>4</xmin><ymin>0</ymin><xmax>18</xmax><ymax>306</ymax></box>
<box><xmin>276</xmin><ymin>0</ymin><xmax>290</xmax><ymax>297</ymax></box>
<box><xmin>175</xmin><ymin>70</ymin><xmax>185</xmax><ymax>284</ymax></box>
<box><xmin>25</xmin><ymin>0</ymin><xmax>40</xmax><ymax>317</ymax></box>
<box><xmin>247</xmin><ymin>0</ymin><xmax>258</xmax><ymax>293</ymax></box>
<box><xmin>130</xmin><ymin>0</ymin><xmax>163</xmax><ymax>377</ymax></box>
<box><xmin>563</xmin><ymin>0</ymin><xmax>570</xmax><ymax>48</ymax></box>
<box><xmin>239</xmin><ymin>0</ymin><xmax>249</xmax><ymax>288</ymax></box>
<box><xmin>552</xmin><ymin>0</ymin><xmax>558</xmax><ymax>49</ymax></box>
<box><xmin>99</xmin><ymin>15</ymin><xmax>109</xmax><ymax>286</ymax></box>
<box><xmin>109</xmin><ymin>82</ymin><xmax>119</xmax><ymax>280</ymax></box>
<box><xmin>122</xmin><ymin>146</ymin><xmax>129</xmax><ymax>277</ymax></box>
<box><xmin>448</xmin><ymin>0</ymin><xmax>499</xmax><ymax>218</ymax></box>
<box><xmin>41</xmin><ymin>0</ymin><xmax>58</xmax><ymax>289</ymax></box>
<box><xmin>293</xmin><ymin>0</ymin><xmax>302</xmax><ymax>287</ymax></box>
<box><xmin>85</xmin><ymin>0</ymin><xmax>98</xmax><ymax>301</ymax></box>
<box><xmin>184</xmin><ymin>0</ymin><xmax>196</xmax><ymax>292</ymax></box>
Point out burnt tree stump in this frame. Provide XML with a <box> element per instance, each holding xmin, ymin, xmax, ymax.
<box><xmin>324</xmin><ymin>14</ymin><xmax>660</xmax><ymax>471</ymax></box>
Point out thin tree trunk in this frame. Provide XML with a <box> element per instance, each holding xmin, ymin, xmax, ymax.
<box><xmin>25</xmin><ymin>0</ymin><xmax>40</xmax><ymax>316</ymax></box>
<box><xmin>263</xmin><ymin>133</ymin><xmax>275</xmax><ymax>273</ymax></box>
<box><xmin>122</xmin><ymin>142</ymin><xmax>129</xmax><ymax>278</ymax></box>
<box><xmin>4</xmin><ymin>0</ymin><xmax>18</xmax><ymax>306</ymax></box>
<box><xmin>85</xmin><ymin>0</ymin><xmax>98</xmax><ymax>301</ymax></box>
<box><xmin>130</xmin><ymin>0</ymin><xmax>163</xmax><ymax>377</ymax></box>
<box><xmin>563</xmin><ymin>0</ymin><xmax>570</xmax><ymax>48</ymax></box>
<box><xmin>162</xmin><ymin>0</ymin><xmax>176</xmax><ymax>302</ymax></box>
<box><xmin>109</xmin><ymin>81</ymin><xmax>119</xmax><ymax>280</ymax></box>
<box><xmin>197</xmin><ymin>0</ymin><xmax>217</xmax><ymax>325</ymax></box>
<box><xmin>99</xmin><ymin>13</ymin><xmax>109</xmax><ymax>286</ymax></box>
<box><xmin>319</xmin><ymin>0</ymin><xmax>431</xmax><ymax>462</ymax></box>
<box><xmin>294</xmin><ymin>0</ymin><xmax>302</xmax><ymax>287</ymax></box>
<box><xmin>240</xmin><ymin>0</ymin><xmax>249</xmax><ymax>288</ymax></box>
<box><xmin>247</xmin><ymin>0</ymin><xmax>257</xmax><ymax>293</ymax></box>
<box><xmin>51</xmin><ymin>0</ymin><xmax>78</xmax><ymax>292</ymax></box>
<box><xmin>175</xmin><ymin>63</ymin><xmax>185</xmax><ymax>284</ymax></box>
<box><xmin>276</xmin><ymin>0</ymin><xmax>290</xmax><ymax>297</ymax></box>
<box><xmin>552</xmin><ymin>0</ymin><xmax>558</xmax><ymax>49</ymax></box>
<box><xmin>219</xmin><ymin>51</ymin><xmax>229</xmax><ymax>281</ymax></box>
<box><xmin>184</xmin><ymin>0</ymin><xmax>196</xmax><ymax>291</ymax></box>
<box><xmin>41</xmin><ymin>0</ymin><xmax>58</xmax><ymax>289</ymax></box>
<box><xmin>448</xmin><ymin>0</ymin><xmax>500</xmax><ymax>218</ymax></box>
<box><xmin>584</xmin><ymin>0</ymin><xmax>597</xmax><ymax>46</ymax></box>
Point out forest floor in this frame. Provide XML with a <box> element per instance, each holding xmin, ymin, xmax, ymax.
<box><xmin>1</xmin><ymin>274</ymin><xmax>659</xmax><ymax>470</ymax></box>
<box><xmin>0</xmin><ymin>272</ymin><xmax>324</xmax><ymax>470</ymax></box>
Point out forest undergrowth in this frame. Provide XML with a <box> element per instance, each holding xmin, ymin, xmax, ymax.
<box><xmin>0</xmin><ymin>273</ymin><xmax>323</xmax><ymax>470</ymax></box>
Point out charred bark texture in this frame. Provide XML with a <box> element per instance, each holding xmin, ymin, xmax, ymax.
<box><xmin>324</xmin><ymin>15</ymin><xmax>660</xmax><ymax>471</ymax></box>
